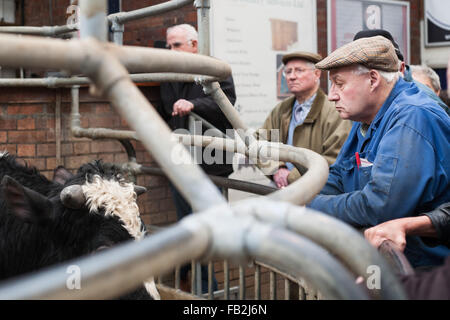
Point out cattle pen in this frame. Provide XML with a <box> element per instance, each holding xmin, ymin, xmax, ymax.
<box><xmin>0</xmin><ymin>0</ymin><xmax>411</xmax><ymax>301</ymax></box>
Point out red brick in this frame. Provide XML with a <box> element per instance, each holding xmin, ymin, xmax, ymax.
<box><xmin>0</xmin><ymin>119</ymin><xmax>17</xmax><ymax>130</ymax></box>
<box><xmin>37</xmin><ymin>143</ymin><xmax>56</xmax><ymax>157</ymax></box>
<box><xmin>17</xmin><ymin>144</ymin><xmax>36</xmax><ymax>157</ymax></box>
<box><xmin>25</xmin><ymin>158</ymin><xmax>46</xmax><ymax>171</ymax></box>
<box><xmin>94</xmin><ymin>104</ymin><xmax>113</xmax><ymax>115</ymax></box>
<box><xmin>0</xmin><ymin>132</ymin><xmax>6</xmax><ymax>143</ymax></box>
<box><xmin>0</xmin><ymin>144</ymin><xmax>16</xmax><ymax>155</ymax></box>
<box><xmin>91</xmin><ymin>140</ymin><xmax>122</xmax><ymax>153</ymax></box>
<box><xmin>65</xmin><ymin>155</ymin><xmax>95</xmax><ymax>169</ymax></box>
<box><xmin>114</xmin><ymin>153</ymin><xmax>128</xmax><ymax>163</ymax></box>
<box><xmin>148</xmin><ymin>213</ymin><xmax>168</xmax><ymax>225</ymax></box>
<box><xmin>73</xmin><ymin>142</ymin><xmax>91</xmax><ymax>155</ymax></box>
<box><xmin>46</xmin><ymin>157</ymin><xmax>59</xmax><ymax>170</ymax></box>
<box><xmin>88</xmin><ymin>116</ymin><xmax>117</xmax><ymax>129</ymax></box>
<box><xmin>8</xmin><ymin>130</ymin><xmax>46</xmax><ymax>143</ymax></box>
<box><xmin>7</xmin><ymin>105</ymin><xmax>44</xmax><ymax>115</ymax></box>
<box><xmin>95</xmin><ymin>153</ymin><xmax>114</xmax><ymax>164</ymax></box>
<box><xmin>17</xmin><ymin>118</ymin><xmax>36</xmax><ymax>130</ymax></box>
<box><xmin>61</xmin><ymin>143</ymin><xmax>73</xmax><ymax>156</ymax></box>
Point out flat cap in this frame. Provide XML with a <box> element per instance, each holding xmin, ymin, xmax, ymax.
<box><xmin>282</xmin><ymin>51</ymin><xmax>322</xmax><ymax>65</ymax></box>
<box><xmin>353</xmin><ymin>29</ymin><xmax>404</xmax><ymax>61</ymax></box>
<box><xmin>315</xmin><ymin>36</ymin><xmax>399</xmax><ymax>72</ymax></box>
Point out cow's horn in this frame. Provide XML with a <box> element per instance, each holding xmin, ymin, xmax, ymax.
<box><xmin>60</xmin><ymin>185</ymin><xmax>86</xmax><ymax>209</ymax></box>
<box><xmin>134</xmin><ymin>185</ymin><xmax>147</xmax><ymax>196</ymax></box>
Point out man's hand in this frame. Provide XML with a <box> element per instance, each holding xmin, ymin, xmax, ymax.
<box><xmin>273</xmin><ymin>167</ymin><xmax>290</xmax><ymax>189</ymax></box>
<box><xmin>364</xmin><ymin>219</ymin><xmax>407</xmax><ymax>252</ymax></box>
<box><xmin>172</xmin><ymin>99</ymin><xmax>194</xmax><ymax>117</ymax></box>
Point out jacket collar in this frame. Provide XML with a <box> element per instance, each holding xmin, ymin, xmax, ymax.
<box><xmin>371</xmin><ymin>78</ymin><xmax>409</xmax><ymax>129</ymax></box>
<box><xmin>281</xmin><ymin>88</ymin><xmax>326</xmax><ymax>124</ymax></box>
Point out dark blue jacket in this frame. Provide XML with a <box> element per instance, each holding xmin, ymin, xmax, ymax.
<box><xmin>308</xmin><ymin>78</ymin><xmax>450</xmax><ymax>267</ymax></box>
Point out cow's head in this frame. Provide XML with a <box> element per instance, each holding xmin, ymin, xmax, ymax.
<box><xmin>0</xmin><ymin>160</ymin><xmax>154</xmax><ymax>299</ymax></box>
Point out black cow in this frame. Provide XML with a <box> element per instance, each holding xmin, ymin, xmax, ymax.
<box><xmin>0</xmin><ymin>152</ymin><xmax>155</xmax><ymax>299</ymax></box>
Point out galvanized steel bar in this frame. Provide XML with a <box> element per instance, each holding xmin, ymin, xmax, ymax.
<box><xmin>208</xmin><ymin>261</ymin><xmax>213</xmax><ymax>299</ymax></box>
<box><xmin>75</xmin><ymin>40</ymin><xmax>226</xmax><ymax>212</ymax></box>
<box><xmin>269</xmin><ymin>271</ymin><xmax>276</xmax><ymax>300</ymax></box>
<box><xmin>234</xmin><ymin>199</ymin><xmax>408</xmax><ymax>299</ymax></box>
<box><xmin>139</xmin><ymin>166</ymin><xmax>277</xmax><ymax>196</ymax></box>
<box><xmin>284</xmin><ymin>279</ymin><xmax>290</xmax><ymax>300</ymax></box>
<box><xmin>79</xmin><ymin>0</ymin><xmax>107</xmax><ymax>41</ymax></box>
<box><xmin>194</xmin><ymin>0</ymin><xmax>211</xmax><ymax>56</ymax></box>
<box><xmin>173</xmin><ymin>134</ymin><xmax>328</xmax><ymax>205</ymax></box>
<box><xmin>224</xmin><ymin>260</ymin><xmax>229</xmax><ymax>300</ymax></box>
<box><xmin>174</xmin><ymin>265</ymin><xmax>181</xmax><ymax>290</ymax></box>
<box><xmin>195</xmin><ymin>262</ymin><xmax>202</xmax><ymax>296</ymax></box>
<box><xmin>190</xmin><ymin>260</ymin><xmax>196</xmax><ymax>295</ymax></box>
<box><xmin>0</xmin><ymin>35</ymin><xmax>231</xmax><ymax>80</ymax></box>
<box><xmin>243</xmin><ymin>226</ymin><xmax>369</xmax><ymax>300</ymax></box>
<box><xmin>0</xmin><ymin>25</ymin><xmax>75</xmax><ymax>36</ymax></box>
<box><xmin>105</xmin><ymin>43</ymin><xmax>231</xmax><ymax>78</ymax></box>
<box><xmin>0</xmin><ymin>222</ymin><xmax>209</xmax><ymax>299</ymax></box>
<box><xmin>0</xmin><ymin>74</ymin><xmax>219</xmax><ymax>87</ymax></box>
<box><xmin>108</xmin><ymin>0</ymin><xmax>193</xmax><ymax>24</ymax></box>
<box><xmin>254</xmin><ymin>264</ymin><xmax>261</xmax><ymax>300</ymax></box>
<box><xmin>239</xmin><ymin>266</ymin><xmax>245</xmax><ymax>299</ymax></box>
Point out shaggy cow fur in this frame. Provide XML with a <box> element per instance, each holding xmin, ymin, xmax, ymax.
<box><xmin>0</xmin><ymin>152</ymin><xmax>155</xmax><ymax>299</ymax></box>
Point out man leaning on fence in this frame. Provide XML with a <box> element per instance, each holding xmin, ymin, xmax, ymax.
<box><xmin>258</xmin><ymin>51</ymin><xmax>351</xmax><ymax>188</ymax></box>
<box><xmin>306</xmin><ymin>36</ymin><xmax>450</xmax><ymax>268</ymax></box>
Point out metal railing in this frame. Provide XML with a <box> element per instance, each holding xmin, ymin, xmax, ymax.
<box><xmin>0</xmin><ymin>0</ymin><xmax>408</xmax><ymax>300</ymax></box>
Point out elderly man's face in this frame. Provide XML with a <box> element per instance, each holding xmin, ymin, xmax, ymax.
<box><xmin>284</xmin><ymin>59</ymin><xmax>320</xmax><ymax>96</ymax></box>
<box><xmin>328</xmin><ymin>66</ymin><xmax>374</xmax><ymax>123</ymax></box>
<box><xmin>166</xmin><ymin>29</ymin><xmax>197</xmax><ymax>54</ymax></box>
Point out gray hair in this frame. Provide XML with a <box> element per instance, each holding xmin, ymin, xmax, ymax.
<box><xmin>410</xmin><ymin>65</ymin><xmax>441</xmax><ymax>93</ymax></box>
<box><xmin>166</xmin><ymin>24</ymin><xmax>198</xmax><ymax>41</ymax></box>
<box><xmin>352</xmin><ymin>64</ymin><xmax>400</xmax><ymax>83</ymax></box>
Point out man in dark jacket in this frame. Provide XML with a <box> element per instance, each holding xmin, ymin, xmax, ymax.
<box><xmin>365</xmin><ymin>203</ymin><xmax>450</xmax><ymax>299</ymax></box>
<box><xmin>157</xmin><ymin>24</ymin><xmax>237</xmax><ymax>294</ymax></box>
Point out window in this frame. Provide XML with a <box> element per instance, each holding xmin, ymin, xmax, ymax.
<box><xmin>0</xmin><ymin>0</ymin><xmax>15</xmax><ymax>24</ymax></box>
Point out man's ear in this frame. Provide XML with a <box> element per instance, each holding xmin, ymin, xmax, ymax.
<box><xmin>1</xmin><ymin>175</ymin><xmax>55</xmax><ymax>224</ymax></box>
<box><xmin>369</xmin><ymin>70</ymin><xmax>382</xmax><ymax>91</ymax></box>
<box><xmin>314</xmin><ymin>69</ymin><xmax>321</xmax><ymax>80</ymax></box>
<box><xmin>190</xmin><ymin>39</ymin><xmax>198</xmax><ymax>50</ymax></box>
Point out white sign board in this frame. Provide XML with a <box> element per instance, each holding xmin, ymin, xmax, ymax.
<box><xmin>425</xmin><ymin>0</ymin><xmax>450</xmax><ymax>46</ymax></box>
<box><xmin>210</xmin><ymin>0</ymin><xmax>317</xmax><ymax>129</ymax></box>
<box><xmin>328</xmin><ymin>0</ymin><xmax>410</xmax><ymax>64</ymax></box>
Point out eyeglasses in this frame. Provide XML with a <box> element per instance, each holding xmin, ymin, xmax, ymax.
<box><xmin>282</xmin><ymin>67</ymin><xmax>313</xmax><ymax>77</ymax></box>
<box><xmin>165</xmin><ymin>40</ymin><xmax>193</xmax><ymax>50</ymax></box>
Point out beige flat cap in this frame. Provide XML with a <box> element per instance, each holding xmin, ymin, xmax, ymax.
<box><xmin>282</xmin><ymin>51</ymin><xmax>323</xmax><ymax>65</ymax></box>
<box><xmin>315</xmin><ymin>36</ymin><xmax>399</xmax><ymax>72</ymax></box>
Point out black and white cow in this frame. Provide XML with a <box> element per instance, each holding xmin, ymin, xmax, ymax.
<box><xmin>0</xmin><ymin>152</ymin><xmax>158</xmax><ymax>299</ymax></box>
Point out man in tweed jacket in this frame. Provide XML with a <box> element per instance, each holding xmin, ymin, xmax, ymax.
<box><xmin>259</xmin><ymin>52</ymin><xmax>351</xmax><ymax>188</ymax></box>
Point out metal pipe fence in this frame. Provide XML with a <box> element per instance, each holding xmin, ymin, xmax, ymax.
<box><xmin>0</xmin><ymin>0</ymin><xmax>409</xmax><ymax>301</ymax></box>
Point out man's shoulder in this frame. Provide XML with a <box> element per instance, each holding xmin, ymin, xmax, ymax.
<box><xmin>271</xmin><ymin>96</ymin><xmax>296</xmax><ymax>114</ymax></box>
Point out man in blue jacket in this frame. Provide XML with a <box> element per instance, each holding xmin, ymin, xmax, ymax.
<box><xmin>309</xmin><ymin>36</ymin><xmax>450</xmax><ymax>267</ymax></box>
<box><xmin>353</xmin><ymin>29</ymin><xmax>450</xmax><ymax>116</ymax></box>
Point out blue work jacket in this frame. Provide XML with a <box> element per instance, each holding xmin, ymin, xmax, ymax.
<box><xmin>308</xmin><ymin>78</ymin><xmax>450</xmax><ymax>267</ymax></box>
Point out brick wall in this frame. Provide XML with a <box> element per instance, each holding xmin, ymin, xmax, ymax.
<box><xmin>0</xmin><ymin>85</ymin><xmax>177</xmax><ymax>227</ymax></box>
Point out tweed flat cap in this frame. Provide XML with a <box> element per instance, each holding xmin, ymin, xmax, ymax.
<box><xmin>282</xmin><ymin>51</ymin><xmax>322</xmax><ymax>65</ymax></box>
<box><xmin>353</xmin><ymin>29</ymin><xmax>404</xmax><ymax>61</ymax></box>
<box><xmin>315</xmin><ymin>36</ymin><xmax>399</xmax><ymax>72</ymax></box>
